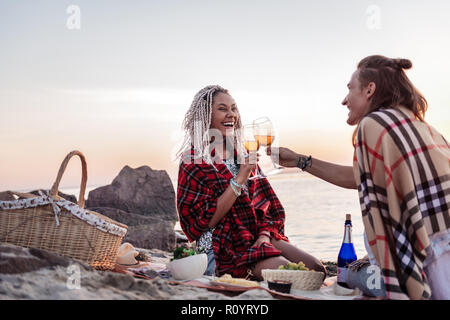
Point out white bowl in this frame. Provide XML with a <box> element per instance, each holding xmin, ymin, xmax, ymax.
<box><xmin>168</xmin><ymin>253</ymin><xmax>208</xmax><ymax>280</ymax></box>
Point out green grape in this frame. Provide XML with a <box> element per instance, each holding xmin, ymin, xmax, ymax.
<box><xmin>277</xmin><ymin>261</ymin><xmax>311</xmax><ymax>271</ymax></box>
<box><xmin>296</xmin><ymin>261</ymin><xmax>307</xmax><ymax>270</ymax></box>
<box><xmin>286</xmin><ymin>262</ymin><xmax>297</xmax><ymax>270</ymax></box>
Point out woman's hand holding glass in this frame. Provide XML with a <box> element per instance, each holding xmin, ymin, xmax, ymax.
<box><xmin>236</xmin><ymin>153</ymin><xmax>259</xmax><ymax>184</ymax></box>
<box><xmin>242</xmin><ymin>124</ymin><xmax>264</xmax><ymax>180</ymax></box>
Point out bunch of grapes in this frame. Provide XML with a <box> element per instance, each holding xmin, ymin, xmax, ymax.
<box><xmin>278</xmin><ymin>261</ymin><xmax>310</xmax><ymax>271</ymax></box>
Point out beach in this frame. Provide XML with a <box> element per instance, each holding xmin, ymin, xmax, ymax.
<box><xmin>1</xmin><ymin>169</ymin><xmax>358</xmax><ymax>300</ymax></box>
<box><xmin>0</xmin><ymin>242</ymin><xmax>341</xmax><ymax>300</ymax></box>
<box><xmin>0</xmin><ymin>244</ymin><xmax>271</xmax><ymax>300</ymax></box>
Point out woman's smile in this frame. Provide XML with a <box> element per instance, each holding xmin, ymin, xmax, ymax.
<box><xmin>221</xmin><ymin>121</ymin><xmax>235</xmax><ymax>128</ymax></box>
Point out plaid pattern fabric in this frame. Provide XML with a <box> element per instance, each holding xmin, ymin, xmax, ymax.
<box><xmin>353</xmin><ymin>106</ymin><xmax>450</xmax><ymax>300</ymax></box>
<box><xmin>177</xmin><ymin>148</ymin><xmax>288</xmax><ymax>278</ymax></box>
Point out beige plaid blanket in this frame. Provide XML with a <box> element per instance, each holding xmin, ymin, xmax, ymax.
<box><xmin>353</xmin><ymin>106</ymin><xmax>450</xmax><ymax>300</ymax></box>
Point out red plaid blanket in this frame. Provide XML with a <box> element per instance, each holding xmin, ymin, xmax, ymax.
<box><xmin>177</xmin><ymin>149</ymin><xmax>288</xmax><ymax>278</ymax></box>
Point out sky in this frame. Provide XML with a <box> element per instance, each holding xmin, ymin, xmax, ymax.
<box><xmin>1</xmin><ymin>0</ymin><xmax>449</xmax><ymax>191</ymax></box>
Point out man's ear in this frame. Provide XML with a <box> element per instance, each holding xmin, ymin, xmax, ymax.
<box><xmin>367</xmin><ymin>82</ymin><xmax>376</xmax><ymax>99</ymax></box>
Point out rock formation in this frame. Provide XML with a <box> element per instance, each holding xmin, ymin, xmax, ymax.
<box><xmin>0</xmin><ymin>243</ymin><xmax>91</xmax><ymax>274</ymax></box>
<box><xmin>85</xmin><ymin>166</ymin><xmax>178</xmax><ymax>251</ymax></box>
<box><xmin>89</xmin><ymin>207</ymin><xmax>176</xmax><ymax>251</ymax></box>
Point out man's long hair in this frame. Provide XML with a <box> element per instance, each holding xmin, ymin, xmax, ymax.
<box><xmin>352</xmin><ymin>55</ymin><xmax>428</xmax><ymax>146</ymax></box>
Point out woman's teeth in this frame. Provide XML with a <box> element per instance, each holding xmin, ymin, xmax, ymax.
<box><xmin>222</xmin><ymin>122</ymin><xmax>234</xmax><ymax>127</ymax></box>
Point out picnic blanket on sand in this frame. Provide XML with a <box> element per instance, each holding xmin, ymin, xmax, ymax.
<box><xmin>112</xmin><ymin>254</ymin><xmax>358</xmax><ymax>300</ymax></box>
<box><xmin>353</xmin><ymin>106</ymin><xmax>450</xmax><ymax>300</ymax></box>
<box><xmin>175</xmin><ymin>276</ymin><xmax>359</xmax><ymax>300</ymax></box>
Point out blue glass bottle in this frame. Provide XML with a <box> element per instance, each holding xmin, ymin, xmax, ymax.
<box><xmin>337</xmin><ymin>214</ymin><xmax>357</xmax><ymax>288</ymax></box>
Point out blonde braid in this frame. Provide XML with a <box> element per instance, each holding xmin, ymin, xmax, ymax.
<box><xmin>177</xmin><ymin>85</ymin><xmax>245</xmax><ymax>165</ymax></box>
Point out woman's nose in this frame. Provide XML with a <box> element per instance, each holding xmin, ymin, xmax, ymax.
<box><xmin>342</xmin><ymin>96</ymin><xmax>348</xmax><ymax>106</ymax></box>
<box><xmin>227</xmin><ymin>109</ymin><xmax>237</xmax><ymax>118</ymax></box>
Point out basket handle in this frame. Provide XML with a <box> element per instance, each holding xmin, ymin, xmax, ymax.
<box><xmin>50</xmin><ymin>150</ymin><xmax>88</xmax><ymax>209</ymax></box>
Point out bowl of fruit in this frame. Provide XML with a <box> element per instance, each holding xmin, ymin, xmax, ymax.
<box><xmin>262</xmin><ymin>262</ymin><xmax>325</xmax><ymax>291</ymax></box>
<box><xmin>168</xmin><ymin>247</ymin><xmax>207</xmax><ymax>280</ymax></box>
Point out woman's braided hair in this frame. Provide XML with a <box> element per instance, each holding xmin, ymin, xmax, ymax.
<box><xmin>177</xmin><ymin>85</ymin><xmax>245</xmax><ymax>165</ymax></box>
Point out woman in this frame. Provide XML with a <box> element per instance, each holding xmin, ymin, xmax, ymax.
<box><xmin>270</xmin><ymin>55</ymin><xmax>450</xmax><ymax>300</ymax></box>
<box><xmin>176</xmin><ymin>85</ymin><xmax>326</xmax><ymax>280</ymax></box>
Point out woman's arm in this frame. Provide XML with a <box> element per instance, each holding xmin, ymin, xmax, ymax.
<box><xmin>207</xmin><ymin>173</ymin><xmax>244</xmax><ymax>228</ymax></box>
<box><xmin>208</xmin><ymin>157</ymin><xmax>256</xmax><ymax>228</ymax></box>
<box><xmin>268</xmin><ymin>147</ymin><xmax>357</xmax><ymax>189</ymax></box>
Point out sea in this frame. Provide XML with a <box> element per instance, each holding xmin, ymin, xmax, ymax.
<box><xmin>60</xmin><ymin>172</ymin><xmax>367</xmax><ymax>262</ymax></box>
<box><xmin>265</xmin><ymin>173</ymin><xmax>366</xmax><ymax>261</ymax></box>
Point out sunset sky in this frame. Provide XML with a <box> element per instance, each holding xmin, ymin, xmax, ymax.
<box><xmin>1</xmin><ymin>0</ymin><xmax>449</xmax><ymax>191</ymax></box>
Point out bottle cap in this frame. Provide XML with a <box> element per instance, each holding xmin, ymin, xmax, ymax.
<box><xmin>346</xmin><ymin>214</ymin><xmax>351</xmax><ymax>221</ymax></box>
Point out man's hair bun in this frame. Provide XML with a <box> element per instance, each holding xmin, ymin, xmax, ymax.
<box><xmin>393</xmin><ymin>58</ymin><xmax>412</xmax><ymax>70</ymax></box>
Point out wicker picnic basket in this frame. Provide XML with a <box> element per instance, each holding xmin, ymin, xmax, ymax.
<box><xmin>0</xmin><ymin>151</ymin><xmax>128</xmax><ymax>270</ymax></box>
<box><xmin>262</xmin><ymin>269</ymin><xmax>325</xmax><ymax>291</ymax></box>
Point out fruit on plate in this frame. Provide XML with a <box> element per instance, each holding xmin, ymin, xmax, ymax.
<box><xmin>278</xmin><ymin>261</ymin><xmax>310</xmax><ymax>271</ymax></box>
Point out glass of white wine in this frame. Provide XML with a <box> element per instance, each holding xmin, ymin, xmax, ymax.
<box><xmin>252</xmin><ymin>117</ymin><xmax>284</xmax><ymax>176</ymax></box>
<box><xmin>242</xmin><ymin>124</ymin><xmax>265</xmax><ymax>179</ymax></box>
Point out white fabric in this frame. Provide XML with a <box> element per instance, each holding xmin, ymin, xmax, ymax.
<box><xmin>423</xmin><ymin>229</ymin><xmax>450</xmax><ymax>300</ymax></box>
<box><xmin>260</xmin><ymin>277</ymin><xmax>360</xmax><ymax>300</ymax></box>
<box><xmin>423</xmin><ymin>229</ymin><xmax>450</xmax><ymax>267</ymax></box>
<box><xmin>0</xmin><ymin>190</ymin><xmax>127</xmax><ymax>237</ymax></box>
<box><xmin>424</xmin><ymin>250</ymin><xmax>450</xmax><ymax>300</ymax></box>
<box><xmin>194</xmin><ymin>276</ymin><xmax>360</xmax><ymax>300</ymax></box>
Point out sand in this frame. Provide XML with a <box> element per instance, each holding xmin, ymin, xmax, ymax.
<box><xmin>0</xmin><ymin>246</ymin><xmax>275</xmax><ymax>300</ymax></box>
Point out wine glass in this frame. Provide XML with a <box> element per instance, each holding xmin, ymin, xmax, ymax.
<box><xmin>252</xmin><ymin>117</ymin><xmax>284</xmax><ymax>176</ymax></box>
<box><xmin>242</xmin><ymin>124</ymin><xmax>265</xmax><ymax>179</ymax></box>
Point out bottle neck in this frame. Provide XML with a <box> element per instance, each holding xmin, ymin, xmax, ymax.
<box><xmin>342</xmin><ymin>223</ymin><xmax>353</xmax><ymax>243</ymax></box>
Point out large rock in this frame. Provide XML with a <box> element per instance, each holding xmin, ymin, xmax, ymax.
<box><xmin>0</xmin><ymin>243</ymin><xmax>91</xmax><ymax>274</ymax></box>
<box><xmin>90</xmin><ymin>207</ymin><xmax>176</xmax><ymax>251</ymax></box>
<box><xmin>84</xmin><ymin>165</ymin><xmax>179</xmax><ymax>251</ymax></box>
<box><xmin>86</xmin><ymin>165</ymin><xmax>177</xmax><ymax>221</ymax></box>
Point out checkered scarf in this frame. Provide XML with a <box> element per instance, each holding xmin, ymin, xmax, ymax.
<box><xmin>177</xmin><ymin>148</ymin><xmax>288</xmax><ymax>278</ymax></box>
<box><xmin>353</xmin><ymin>106</ymin><xmax>450</xmax><ymax>300</ymax></box>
